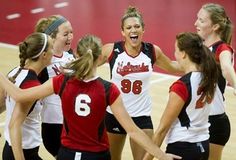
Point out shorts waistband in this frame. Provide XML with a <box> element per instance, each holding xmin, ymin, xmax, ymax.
<box><xmin>168</xmin><ymin>140</ymin><xmax>209</xmax><ymax>146</ymax></box>
<box><xmin>209</xmin><ymin>112</ymin><xmax>226</xmax><ymax>118</ymax></box>
<box><xmin>60</xmin><ymin>145</ymin><xmax>109</xmax><ymax>155</ymax></box>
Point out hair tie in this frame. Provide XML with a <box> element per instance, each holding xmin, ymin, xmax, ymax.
<box><xmin>23</xmin><ymin>41</ymin><xmax>28</xmax><ymax>47</ymax></box>
<box><xmin>87</xmin><ymin>49</ymin><xmax>92</xmax><ymax>54</ymax></box>
<box><xmin>32</xmin><ymin>33</ymin><xmax>48</xmax><ymax>59</ymax></box>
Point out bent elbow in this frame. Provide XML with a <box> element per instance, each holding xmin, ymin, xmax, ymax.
<box><xmin>12</xmin><ymin>92</ymin><xmax>27</xmax><ymax>103</ymax></box>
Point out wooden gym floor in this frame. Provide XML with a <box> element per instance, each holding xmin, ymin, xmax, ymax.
<box><xmin>0</xmin><ymin>1</ymin><xmax>235</xmax><ymax>159</ymax></box>
<box><xmin>0</xmin><ymin>43</ymin><xmax>235</xmax><ymax>159</ymax></box>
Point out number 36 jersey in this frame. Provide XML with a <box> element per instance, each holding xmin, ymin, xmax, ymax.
<box><xmin>107</xmin><ymin>41</ymin><xmax>156</xmax><ymax>117</ymax></box>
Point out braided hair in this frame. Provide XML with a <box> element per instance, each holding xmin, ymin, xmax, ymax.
<box><xmin>9</xmin><ymin>33</ymin><xmax>49</xmax><ymax>83</ymax></box>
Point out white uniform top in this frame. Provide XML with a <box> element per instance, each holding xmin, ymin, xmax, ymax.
<box><xmin>106</xmin><ymin>42</ymin><xmax>156</xmax><ymax>117</ymax></box>
<box><xmin>209</xmin><ymin>86</ymin><xmax>225</xmax><ymax>115</ymax></box>
<box><xmin>208</xmin><ymin>41</ymin><xmax>233</xmax><ymax>115</ymax></box>
<box><xmin>166</xmin><ymin>72</ymin><xmax>211</xmax><ymax>144</ymax></box>
<box><xmin>41</xmin><ymin>51</ymin><xmax>74</xmax><ymax>124</ymax></box>
<box><xmin>4</xmin><ymin>67</ymin><xmax>42</xmax><ymax>149</ymax></box>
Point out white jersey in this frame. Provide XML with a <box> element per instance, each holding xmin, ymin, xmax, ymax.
<box><xmin>208</xmin><ymin>41</ymin><xmax>234</xmax><ymax>115</ymax></box>
<box><xmin>106</xmin><ymin>41</ymin><xmax>156</xmax><ymax>117</ymax></box>
<box><xmin>4</xmin><ymin>67</ymin><xmax>42</xmax><ymax>149</ymax></box>
<box><xmin>40</xmin><ymin>51</ymin><xmax>74</xmax><ymax>124</ymax></box>
<box><xmin>166</xmin><ymin>72</ymin><xmax>211</xmax><ymax>144</ymax></box>
<box><xmin>209</xmin><ymin>85</ymin><xmax>225</xmax><ymax>115</ymax></box>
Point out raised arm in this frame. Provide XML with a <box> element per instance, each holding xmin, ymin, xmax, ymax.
<box><xmin>98</xmin><ymin>43</ymin><xmax>114</xmax><ymax>66</ymax></box>
<box><xmin>219</xmin><ymin>50</ymin><xmax>236</xmax><ymax>95</ymax></box>
<box><xmin>0</xmin><ymin>83</ymin><xmax>6</xmax><ymax>137</ymax></box>
<box><xmin>110</xmin><ymin>95</ymin><xmax>181</xmax><ymax>160</ymax></box>
<box><xmin>9</xmin><ymin>101</ymin><xmax>36</xmax><ymax>160</ymax></box>
<box><xmin>0</xmin><ymin>86</ymin><xmax>6</xmax><ymax>114</ymax></box>
<box><xmin>154</xmin><ymin>45</ymin><xmax>183</xmax><ymax>74</ymax></box>
<box><xmin>0</xmin><ymin>73</ymin><xmax>54</xmax><ymax>102</ymax></box>
<box><xmin>143</xmin><ymin>92</ymin><xmax>184</xmax><ymax>160</ymax></box>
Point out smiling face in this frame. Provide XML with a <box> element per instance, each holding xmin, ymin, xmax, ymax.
<box><xmin>121</xmin><ymin>17</ymin><xmax>144</xmax><ymax>48</ymax></box>
<box><xmin>194</xmin><ymin>8</ymin><xmax>215</xmax><ymax>41</ymax></box>
<box><xmin>53</xmin><ymin>21</ymin><xmax>73</xmax><ymax>53</ymax></box>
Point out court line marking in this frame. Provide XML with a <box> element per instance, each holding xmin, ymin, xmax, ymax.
<box><xmin>54</xmin><ymin>2</ymin><xmax>69</xmax><ymax>8</ymax></box>
<box><xmin>5</xmin><ymin>1</ymin><xmax>69</xmax><ymax>20</ymax></box>
<box><xmin>0</xmin><ymin>43</ymin><xmax>18</xmax><ymax>49</ymax></box>
<box><xmin>31</xmin><ymin>8</ymin><xmax>45</xmax><ymax>14</ymax></box>
<box><xmin>6</xmin><ymin>13</ymin><xmax>21</xmax><ymax>20</ymax></box>
<box><xmin>0</xmin><ymin>41</ymin><xmax>233</xmax><ymax>90</ymax></box>
<box><xmin>0</xmin><ymin>41</ymin><xmax>233</xmax><ymax>89</ymax></box>
<box><xmin>0</xmin><ymin>42</ymin><xmax>234</xmax><ymax>129</ymax></box>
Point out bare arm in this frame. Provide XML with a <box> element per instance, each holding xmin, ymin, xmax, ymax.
<box><xmin>98</xmin><ymin>43</ymin><xmax>114</xmax><ymax>66</ymax></box>
<box><xmin>0</xmin><ymin>73</ymin><xmax>54</xmax><ymax>102</ymax></box>
<box><xmin>219</xmin><ymin>51</ymin><xmax>236</xmax><ymax>95</ymax></box>
<box><xmin>143</xmin><ymin>92</ymin><xmax>184</xmax><ymax>160</ymax></box>
<box><xmin>0</xmin><ymin>84</ymin><xmax>6</xmax><ymax>137</ymax></box>
<box><xmin>9</xmin><ymin>101</ymin><xmax>35</xmax><ymax>160</ymax></box>
<box><xmin>0</xmin><ymin>86</ymin><xmax>6</xmax><ymax>114</ymax></box>
<box><xmin>154</xmin><ymin>45</ymin><xmax>183</xmax><ymax>74</ymax></box>
<box><xmin>110</xmin><ymin>95</ymin><xmax>182</xmax><ymax>160</ymax></box>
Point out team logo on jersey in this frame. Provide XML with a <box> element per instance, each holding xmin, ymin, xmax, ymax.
<box><xmin>52</xmin><ymin>64</ymin><xmax>61</xmax><ymax>75</ymax></box>
<box><xmin>112</xmin><ymin>127</ymin><xmax>120</xmax><ymax>132</ymax></box>
<box><xmin>116</xmin><ymin>61</ymin><xmax>149</xmax><ymax>76</ymax></box>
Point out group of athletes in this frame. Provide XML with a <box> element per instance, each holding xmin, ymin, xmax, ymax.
<box><xmin>0</xmin><ymin>2</ymin><xmax>236</xmax><ymax>160</ymax></box>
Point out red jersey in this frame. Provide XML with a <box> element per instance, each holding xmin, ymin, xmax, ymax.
<box><xmin>53</xmin><ymin>74</ymin><xmax>120</xmax><ymax>152</ymax></box>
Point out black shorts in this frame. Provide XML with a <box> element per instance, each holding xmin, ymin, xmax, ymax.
<box><xmin>209</xmin><ymin>113</ymin><xmax>231</xmax><ymax>146</ymax></box>
<box><xmin>105</xmin><ymin>112</ymin><xmax>153</xmax><ymax>134</ymax></box>
<box><xmin>2</xmin><ymin>141</ymin><xmax>42</xmax><ymax>160</ymax></box>
<box><xmin>57</xmin><ymin>146</ymin><xmax>111</xmax><ymax>160</ymax></box>
<box><xmin>41</xmin><ymin>123</ymin><xmax>63</xmax><ymax>156</ymax></box>
<box><xmin>166</xmin><ymin>140</ymin><xmax>209</xmax><ymax>160</ymax></box>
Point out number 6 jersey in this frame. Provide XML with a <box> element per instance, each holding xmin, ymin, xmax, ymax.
<box><xmin>52</xmin><ymin>75</ymin><xmax>120</xmax><ymax>152</ymax></box>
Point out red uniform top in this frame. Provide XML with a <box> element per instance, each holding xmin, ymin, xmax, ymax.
<box><xmin>53</xmin><ymin>74</ymin><xmax>120</xmax><ymax>152</ymax></box>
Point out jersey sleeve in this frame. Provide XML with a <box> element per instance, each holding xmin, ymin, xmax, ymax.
<box><xmin>169</xmin><ymin>80</ymin><xmax>188</xmax><ymax>102</ymax></box>
<box><xmin>21</xmin><ymin>80</ymin><xmax>41</xmax><ymax>89</ymax></box>
<box><xmin>151</xmin><ymin>43</ymin><xmax>157</xmax><ymax>65</ymax></box>
<box><xmin>108</xmin><ymin>83</ymin><xmax>121</xmax><ymax>105</ymax></box>
<box><xmin>215</xmin><ymin>44</ymin><xmax>233</xmax><ymax>61</ymax></box>
<box><xmin>52</xmin><ymin>74</ymin><xmax>64</xmax><ymax>94</ymax></box>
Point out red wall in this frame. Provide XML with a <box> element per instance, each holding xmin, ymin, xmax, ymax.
<box><xmin>0</xmin><ymin>0</ymin><xmax>235</xmax><ymax>72</ymax></box>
